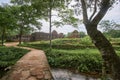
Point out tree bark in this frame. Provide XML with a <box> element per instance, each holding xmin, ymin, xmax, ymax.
<box><xmin>49</xmin><ymin>0</ymin><xmax>52</xmax><ymax>49</ymax></box>
<box><xmin>1</xmin><ymin>29</ymin><xmax>5</xmax><ymax>46</ymax></box>
<box><xmin>1</xmin><ymin>28</ymin><xmax>5</xmax><ymax>46</ymax></box>
<box><xmin>19</xmin><ymin>26</ymin><xmax>23</xmax><ymax>45</ymax></box>
<box><xmin>85</xmin><ymin>24</ymin><xmax>120</xmax><ymax>80</ymax></box>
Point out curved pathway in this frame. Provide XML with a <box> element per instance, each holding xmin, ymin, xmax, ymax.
<box><xmin>1</xmin><ymin>42</ymin><xmax>53</xmax><ymax>80</ymax></box>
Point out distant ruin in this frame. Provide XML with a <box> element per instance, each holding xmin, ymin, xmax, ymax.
<box><xmin>30</xmin><ymin>30</ymin><xmax>64</xmax><ymax>41</ymax></box>
<box><xmin>67</xmin><ymin>30</ymin><xmax>80</xmax><ymax>38</ymax></box>
<box><xmin>9</xmin><ymin>30</ymin><xmax>64</xmax><ymax>42</ymax></box>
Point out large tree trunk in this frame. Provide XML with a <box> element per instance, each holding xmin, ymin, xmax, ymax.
<box><xmin>85</xmin><ymin>24</ymin><xmax>120</xmax><ymax>79</ymax></box>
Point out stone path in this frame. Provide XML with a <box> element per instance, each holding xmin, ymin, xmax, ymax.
<box><xmin>1</xmin><ymin>42</ymin><xmax>53</xmax><ymax>80</ymax></box>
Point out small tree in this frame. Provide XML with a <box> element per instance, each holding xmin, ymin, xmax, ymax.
<box><xmin>31</xmin><ymin>0</ymin><xmax>68</xmax><ymax>49</ymax></box>
<box><xmin>11</xmin><ymin>0</ymin><xmax>41</xmax><ymax>44</ymax></box>
<box><xmin>0</xmin><ymin>5</ymin><xmax>16</xmax><ymax>45</ymax></box>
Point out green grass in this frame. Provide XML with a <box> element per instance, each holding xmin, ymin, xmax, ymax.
<box><xmin>27</xmin><ymin>37</ymin><xmax>93</xmax><ymax>46</ymax></box>
<box><xmin>20</xmin><ymin>38</ymin><xmax>120</xmax><ymax>74</ymax></box>
<box><xmin>0</xmin><ymin>46</ymin><xmax>29</xmax><ymax>78</ymax></box>
<box><xmin>52</xmin><ymin>48</ymin><xmax>99</xmax><ymax>54</ymax></box>
<box><xmin>45</xmin><ymin>48</ymin><xmax>120</xmax><ymax>75</ymax></box>
<box><xmin>45</xmin><ymin>48</ymin><xmax>103</xmax><ymax>73</ymax></box>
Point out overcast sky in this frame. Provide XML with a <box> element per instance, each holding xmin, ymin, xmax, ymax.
<box><xmin>0</xmin><ymin>0</ymin><xmax>120</xmax><ymax>34</ymax></box>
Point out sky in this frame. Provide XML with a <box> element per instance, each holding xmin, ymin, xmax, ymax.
<box><xmin>0</xmin><ymin>0</ymin><xmax>10</xmax><ymax>5</ymax></box>
<box><xmin>0</xmin><ymin>0</ymin><xmax>120</xmax><ymax>34</ymax></box>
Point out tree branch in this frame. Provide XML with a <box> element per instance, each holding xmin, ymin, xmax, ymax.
<box><xmin>89</xmin><ymin>0</ymin><xmax>97</xmax><ymax>21</ymax></box>
<box><xmin>80</xmin><ymin>0</ymin><xmax>89</xmax><ymax>24</ymax></box>
<box><xmin>91</xmin><ymin>0</ymin><xmax>111</xmax><ymax>25</ymax></box>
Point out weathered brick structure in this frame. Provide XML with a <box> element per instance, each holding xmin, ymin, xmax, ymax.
<box><xmin>30</xmin><ymin>32</ymin><xmax>50</xmax><ymax>41</ymax></box>
<box><xmin>68</xmin><ymin>30</ymin><xmax>80</xmax><ymax>38</ymax></box>
<box><xmin>58</xmin><ymin>33</ymin><xmax>64</xmax><ymax>38</ymax></box>
<box><xmin>8</xmin><ymin>30</ymin><xmax>64</xmax><ymax>42</ymax></box>
<box><xmin>52</xmin><ymin>30</ymin><xmax>58</xmax><ymax>39</ymax></box>
<box><xmin>30</xmin><ymin>30</ymin><xmax>64</xmax><ymax>41</ymax></box>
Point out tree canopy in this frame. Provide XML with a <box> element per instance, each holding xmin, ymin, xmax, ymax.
<box><xmin>0</xmin><ymin>5</ymin><xmax>16</xmax><ymax>45</ymax></box>
<box><xmin>99</xmin><ymin>20</ymin><xmax>120</xmax><ymax>38</ymax></box>
<box><xmin>99</xmin><ymin>20</ymin><xmax>120</xmax><ymax>32</ymax></box>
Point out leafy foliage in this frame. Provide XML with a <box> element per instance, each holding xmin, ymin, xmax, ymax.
<box><xmin>0</xmin><ymin>5</ymin><xmax>17</xmax><ymax>45</ymax></box>
<box><xmin>0</xmin><ymin>47</ymin><xmax>29</xmax><ymax>78</ymax></box>
<box><xmin>10</xmin><ymin>0</ymin><xmax>42</xmax><ymax>44</ymax></box>
<box><xmin>99</xmin><ymin>20</ymin><xmax>120</xmax><ymax>32</ymax></box>
<box><xmin>45</xmin><ymin>48</ymin><xmax>103</xmax><ymax>73</ymax></box>
<box><xmin>0</xmin><ymin>47</ymin><xmax>29</xmax><ymax>67</ymax></box>
<box><xmin>99</xmin><ymin>20</ymin><xmax>120</xmax><ymax>38</ymax></box>
<box><xmin>45</xmin><ymin>48</ymin><xmax>120</xmax><ymax>74</ymax></box>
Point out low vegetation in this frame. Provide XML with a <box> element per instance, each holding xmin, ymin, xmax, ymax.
<box><xmin>46</xmin><ymin>49</ymin><xmax>103</xmax><ymax>73</ymax></box>
<box><xmin>0</xmin><ymin>47</ymin><xmax>29</xmax><ymax>78</ymax></box>
<box><xmin>20</xmin><ymin>37</ymin><xmax>120</xmax><ymax>76</ymax></box>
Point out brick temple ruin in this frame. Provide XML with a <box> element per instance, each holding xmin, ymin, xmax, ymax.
<box><xmin>9</xmin><ymin>30</ymin><xmax>64</xmax><ymax>42</ymax></box>
<box><xmin>8</xmin><ymin>30</ymin><xmax>83</xmax><ymax>42</ymax></box>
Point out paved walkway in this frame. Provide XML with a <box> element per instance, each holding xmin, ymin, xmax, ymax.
<box><xmin>1</xmin><ymin>42</ymin><xmax>53</xmax><ymax>80</ymax></box>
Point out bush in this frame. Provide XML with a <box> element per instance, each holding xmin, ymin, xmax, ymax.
<box><xmin>52</xmin><ymin>37</ymin><xmax>93</xmax><ymax>46</ymax></box>
<box><xmin>45</xmin><ymin>49</ymin><xmax>103</xmax><ymax>73</ymax></box>
<box><xmin>52</xmin><ymin>38</ymin><xmax>81</xmax><ymax>45</ymax></box>
<box><xmin>20</xmin><ymin>42</ymin><xmax>95</xmax><ymax>50</ymax></box>
<box><xmin>80</xmin><ymin>36</ymin><xmax>93</xmax><ymax>45</ymax></box>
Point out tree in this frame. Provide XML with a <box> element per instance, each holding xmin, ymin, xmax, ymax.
<box><xmin>0</xmin><ymin>5</ymin><xmax>16</xmax><ymax>46</ymax></box>
<box><xmin>79</xmin><ymin>31</ymin><xmax>86</xmax><ymax>38</ymax></box>
<box><xmin>10</xmin><ymin>0</ymin><xmax>41</xmax><ymax>44</ymax></box>
<box><xmin>108</xmin><ymin>30</ymin><xmax>120</xmax><ymax>38</ymax></box>
<box><xmin>99</xmin><ymin>20</ymin><xmax>120</xmax><ymax>38</ymax></box>
<box><xmin>99</xmin><ymin>20</ymin><xmax>120</xmax><ymax>32</ymax></box>
<box><xmin>18</xmin><ymin>0</ymin><xmax>79</xmax><ymax>49</ymax></box>
<box><xmin>70</xmin><ymin>0</ymin><xmax>120</xmax><ymax>79</ymax></box>
<box><xmin>31</xmin><ymin>0</ymin><xmax>67</xmax><ymax>49</ymax></box>
<box><xmin>11</xmin><ymin>0</ymin><xmax>66</xmax><ymax>47</ymax></box>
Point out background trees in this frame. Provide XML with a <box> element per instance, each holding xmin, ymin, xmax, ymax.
<box><xmin>0</xmin><ymin>5</ymin><xmax>16</xmax><ymax>46</ymax></box>
<box><xmin>31</xmin><ymin>0</ymin><xmax>68</xmax><ymax>49</ymax></box>
<box><xmin>99</xmin><ymin>20</ymin><xmax>120</xmax><ymax>38</ymax></box>
<box><xmin>11</xmin><ymin>0</ymin><xmax>41</xmax><ymax>44</ymax></box>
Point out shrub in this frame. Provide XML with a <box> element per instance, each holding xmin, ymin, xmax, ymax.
<box><xmin>45</xmin><ymin>49</ymin><xmax>103</xmax><ymax>73</ymax></box>
<box><xmin>20</xmin><ymin>43</ymin><xmax>95</xmax><ymax>50</ymax></box>
<box><xmin>80</xmin><ymin>36</ymin><xmax>93</xmax><ymax>45</ymax></box>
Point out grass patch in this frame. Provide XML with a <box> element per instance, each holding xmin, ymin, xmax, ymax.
<box><xmin>20</xmin><ymin>38</ymin><xmax>120</xmax><ymax>75</ymax></box>
<box><xmin>45</xmin><ymin>48</ymin><xmax>120</xmax><ymax>74</ymax></box>
<box><xmin>27</xmin><ymin>37</ymin><xmax>93</xmax><ymax>46</ymax></box>
<box><xmin>0</xmin><ymin>46</ymin><xmax>29</xmax><ymax>78</ymax></box>
<box><xmin>45</xmin><ymin>49</ymin><xmax>103</xmax><ymax>73</ymax></box>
